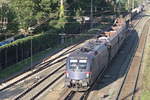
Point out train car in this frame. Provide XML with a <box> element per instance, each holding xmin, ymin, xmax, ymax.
<box><xmin>131</xmin><ymin>8</ymin><xmax>138</xmax><ymax>19</ymax></box>
<box><xmin>131</xmin><ymin>5</ymin><xmax>144</xmax><ymax>19</ymax></box>
<box><xmin>65</xmin><ymin>18</ymin><xmax>127</xmax><ymax>91</ymax></box>
<box><xmin>108</xmin><ymin>18</ymin><xmax>127</xmax><ymax>60</ymax></box>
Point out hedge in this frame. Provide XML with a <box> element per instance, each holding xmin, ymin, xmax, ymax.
<box><xmin>0</xmin><ymin>33</ymin><xmax>60</xmax><ymax>69</ymax></box>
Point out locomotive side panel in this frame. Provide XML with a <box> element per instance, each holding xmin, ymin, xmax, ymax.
<box><xmin>90</xmin><ymin>46</ymin><xmax>109</xmax><ymax>86</ymax></box>
<box><xmin>109</xmin><ymin>35</ymin><xmax>119</xmax><ymax>60</ymax></box>
<box><xmin>118</xmin><ymin>27</ymin><xmax>127</xmax><ymax>47</ymax></box>
<box><xmin>90</xmin><ymin>57</ymin><xmax>99</xmax><ymax>84</ymax></box>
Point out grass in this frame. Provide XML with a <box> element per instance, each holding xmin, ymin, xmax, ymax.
<box><xmin>141</xmin><ymin>36</ymin><xmax>150</xmax><ymax>99</ymax></box>
<box><xmin>142</xmin><ymin>91</ymin><xmax>150</xmax><ymax>100</ymax></box>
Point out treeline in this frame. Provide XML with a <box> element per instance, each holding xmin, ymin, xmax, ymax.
<box><xmin>0</xmin><ymin>0</ymin><xmax>143</xmax><ymax>35</ymax></box>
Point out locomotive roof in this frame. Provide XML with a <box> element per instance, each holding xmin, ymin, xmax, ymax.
<box><xmin>69</xmin><ymin>38</ymin><xmax>108</xmax><ymax>58</ymax></box>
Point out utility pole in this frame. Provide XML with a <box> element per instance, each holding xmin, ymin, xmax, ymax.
<box><xmin>30</xmin><ymin>36</ymin><xmax>33</xmax><ymax>68</ymax></box>
<box><xmin>90</xmin><ymin>0</ymin><xmax>93</xmax><ymax>28</ymax></box>
<box><xmin>60</xmin><ymin>0</ymin><xmax>64</xmax><ymax>18</ymax></box>
<box><xmin>118</xmin><ymin>0</ymin><xmax>121</xmax><ymax>16</ymax></box>
<box><xmin>128</xmin><ymin>0</ymin><xmax>130</xmax><ymax>12</ymax></box>
<box><xmin>132</xmin><ymin>0</ymin><xmax>134</xmax><ymax>10</ymax></box>
<box><xmin>115</xmin><ymin>0</ymin><xmax>120</xmax><ymax>17</ymax></box>
<box><xmin>0</xmin><ymin>6</ymin><xmax>1</xmax><ymax>31</ymax></box>
<box><xmin>28</xmin><ymin>27</ymin><xmax>33</xmax><ymax>68</ymax></box>
<box><xmin>0</xmin><ymin>4</ymin><xmax>2</xmax><ymax>68</ymax></box>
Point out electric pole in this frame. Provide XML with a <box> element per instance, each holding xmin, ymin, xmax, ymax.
<box><xmin>128</xmin><ymin>0</ymin><xmax>130</xmax><ymax>12</ymax></box>
<box><xmin>118</xmin><ymin>0</ymin><xmax>121</xmax><ymax>16</ymax></box>
<box><xmin>90</xmin><ymin>0</ymin><xmax>93</xmax><ymax>28</ymax></box>
<box><xmin>132</xmin><ymin>0</ymin><xmax>134</xmax><ymax>9</ymax></box>
<box><xmin>60</xmin><ymin>0</ymin><xmax>64</xmax><ymax>18</ymax></box>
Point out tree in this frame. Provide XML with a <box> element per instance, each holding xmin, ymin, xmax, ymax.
<box><xmin>10</xmin><ymin>0</ymin><xmax>60</xmax><ymax>33</ymax></box>
<box><xmin>10</xmin><ymin>0</ymin><xmax>35</xmax><ymax>31</ymax></box>
<box><xmin>0</xmin><ymin>3</ymin><xmax>18</xmax><ymax>34</ymax></box>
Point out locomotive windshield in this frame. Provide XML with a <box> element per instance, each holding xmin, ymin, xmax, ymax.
<box><xmin>69</xmin><ymin>59</ymin><xmax>87</xmax><ymax>70</ymax></box>
<box><xmin>69</xmin><ymin>59</ymin><xmax>78</xmax><ymax>69</ymax></box>
<box><xmin>79</xmin><ymin>60</ymin><xmax>87</xmax><ymax>69</ymax></box>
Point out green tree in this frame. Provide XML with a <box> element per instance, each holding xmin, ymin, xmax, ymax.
<box><xmin>0</xmin><ymin>3</ymin><xmax>18</xmax><ymax>34</ymax></box>
<box><xmin>10</xmin><ymin>0</ymin><xmax>35</xmax><ymax>30</ymax></box>
<box><xmin>10</xmin><ymin>0</ymin><xmax>60</xmax><ymax>33</ymax></box>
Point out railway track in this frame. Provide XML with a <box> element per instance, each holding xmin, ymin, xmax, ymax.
<box><xmin>116</xmin><ymin>18</ymin><xmax>150</xmax><ymax>100</ymax></box>
<box><xmin>14</xmin><ymin>64</ymin><xmax>65</xmax><ymax>100</ymax></box>
<box><xmin>59</xmin><ymin>89</ymin><xmax>76</xmax><ymax>100</ymax></box>
<box><xmin>0</xmin><ymin>43</ymin><xmax>86</xmax><ymax>100</ymax></box>
<box><xmin>0</xmin><ymin>43</ymin><xmax>79</xmax><ymax>91</ymax></box>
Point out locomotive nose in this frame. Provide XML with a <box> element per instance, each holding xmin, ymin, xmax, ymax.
<box><xmin>69</xmin><ymin>72</ymin><xmax>87</xmax><ymax>80</ymax></box>
<box><xmin>68</xmin><ymin>71</ymin><xmax>91</xmax><ymax>80</ymax></box>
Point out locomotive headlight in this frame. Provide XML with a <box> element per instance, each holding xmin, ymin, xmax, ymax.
<box><xmin>66</xmin><ymin>73</ymin><xmax>69</xmax><ymax>78</ymax></box>
<box><xmin>65</xmin><ymin>70</ymin><xmax>69</xmax><ymax>78</ymax></box>
<box><xmin>86</xmin><ymin>73</ymin><xmax>89</xmax><ymax>78</ymax></box>
<box><xmin>85</xmin><ymin>72</ymin><xmax>92</xmax><ymax>78</ymax></box>
<box><xmin>72</xmin><ymin>80</ymin><xmax>76</xmax><ymax>83</ymax></box>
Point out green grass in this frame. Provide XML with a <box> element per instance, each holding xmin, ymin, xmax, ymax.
<box><xmin>142</xmin><ymin>91</ymin><xmax>150</xmax><ymax>100</ymax></box>
<box><xmin>141</xmin><ymin>39</ymin><xmax>150</xmax><ymax>99</ymax></box>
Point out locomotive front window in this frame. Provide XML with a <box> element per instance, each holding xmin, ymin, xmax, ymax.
<box><xmin>79</xmin><ymin>60</ymin><xmax>87</xmax><ymax>69</ymax></box>
<box><xmin>69</xmin><ymin>59</ymin><xmax>87</xmax><ymax>70</ymax></box>
<box><xmin>69</xmin><ymin>60</ymin><xmax>78</xmax><ymax>69</ymax></box>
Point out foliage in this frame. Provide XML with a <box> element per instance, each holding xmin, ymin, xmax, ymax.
<box><xmin>10</xmin><ymin>0</ymin><xmax>35</xmax><ymax>29</ymax></box>
<box><xmin>0</xmin><ymin>3</ymin><xmax>18</xmax><ymax>34</ymax></box>
<box><xmin>10</xmin><ymin>0</ymin><xmax>59</xmax><ymax>31</ymax></box>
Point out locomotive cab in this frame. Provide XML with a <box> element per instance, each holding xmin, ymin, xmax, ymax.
<box><xmin>65</xmin><ymin>56</ymin><xmax>92</xmax><ymax>90</ymax></box>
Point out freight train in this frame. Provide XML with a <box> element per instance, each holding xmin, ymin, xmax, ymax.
<box><xmin>65</xmin><ymin>6</ymin><xmax>143</xmax><ymax>91</ymax></box>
